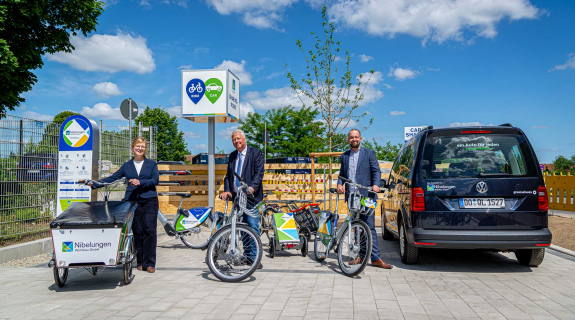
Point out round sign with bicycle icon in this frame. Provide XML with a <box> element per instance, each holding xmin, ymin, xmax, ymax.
<box><xmin>186</xmin><ymin>78</ymin><xmax>205</xmax><ymax>104</ymax></box>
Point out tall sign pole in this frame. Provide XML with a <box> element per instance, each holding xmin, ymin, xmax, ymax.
<box><xmin>120</xmin><ymin>98</ymin><xmax>138</xmax><ymax>157</ymax></box>
<box><xmin>182</xmin><ymin>69</ymin><xmax>240</xmax><ymax>208</ymax></box>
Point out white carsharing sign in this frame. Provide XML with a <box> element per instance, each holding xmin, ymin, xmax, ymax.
<box><xmin>181</xmin><ymin>69</ymin><xmax>240</xmax><ymax>123</ymax></box>
<box><xmin>404</xmin><ymin>126</ymin><xmax>427</xmax><ymax>143</ymax></box>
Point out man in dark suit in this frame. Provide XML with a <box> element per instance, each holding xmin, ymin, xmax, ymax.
<box><xmin>220</xmin><ymin>128</ymin><xmax>265</xmax><ymax>268</ymax></box>
<box><xmin>337</xmin><ymin>129</ymin><xmax>393</xmax><ymax>269</ymax></box>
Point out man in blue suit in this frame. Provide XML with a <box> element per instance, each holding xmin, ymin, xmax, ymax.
<box><xmin>220</xmin><ymin>129</ymin><xmax>265</xmax><ymax>269</ymax></box>
<box><xmin>337</xmin><ymin>129</ymin><xmax>393</xmax><ymax>269</ymax></box>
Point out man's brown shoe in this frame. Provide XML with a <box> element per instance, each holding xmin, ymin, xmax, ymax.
<box><xmin>147</xmin><ymin>267</ymin><xmax>155</xmax><ymax>273</ymax></box>
<box><xmin>372</xmin><ymin>259</ymin><xmax>393</xmax><ymax>269</ymax></box>
<box><xmin>349</xmin><ymin>257</ymin><xmax>361</xmax><ymax>265</ymax></box>
<box><xmin>137</xmin><ymin>266</ymin><xmax>143</xmax><ymax>271</ymax></box>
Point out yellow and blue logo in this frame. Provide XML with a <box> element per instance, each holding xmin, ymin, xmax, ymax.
<box><xmin>62</xmin><ymin>242</ymin><xmax>73</xmax><ymax>252</ymax></box>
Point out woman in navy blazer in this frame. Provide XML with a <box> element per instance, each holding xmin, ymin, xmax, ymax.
<box><xmin>91</xmin><ymin>137</ymin><xmax>159</xmax><ymax>273</ymax></box>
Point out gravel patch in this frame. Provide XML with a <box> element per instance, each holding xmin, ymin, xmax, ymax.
<box><xmin>0</xmin><ymin>253</ymin><xmax>52</xmax><ymax>267</ymax></box>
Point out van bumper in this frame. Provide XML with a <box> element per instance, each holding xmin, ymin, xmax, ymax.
<box><xmin>409</xmin><ymin>228</ymin><xmax>552</xmax><ymax>249</ymax></box>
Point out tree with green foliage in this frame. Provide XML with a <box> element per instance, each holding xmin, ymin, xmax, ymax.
<box><xmin>362</xmin><ymin>139</ymin><xmax>402</xmax><ymax>161</ymax></box>
<box><xmin>134</xmin><ymin>107</ymin><xmax>189</xmax><ymax>161</ymax></box>
<box><xmin>0</xmin><ymin>1</ymin><xmax>104</xmax><ymax>115</ymax></box>
<box><xmin>553</xmin><ymin>155</ymin><xmax>575</xmax><ymax>174</ymax></box>
<box><xmin>239</xmin><ymin>106</ymin><xmax>324</xmax><ymax>158</ymax></box>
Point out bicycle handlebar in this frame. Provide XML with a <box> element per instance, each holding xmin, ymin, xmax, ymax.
<box><xmin>338</xmin><ymin>176</ymin><xmax>377</xmax><ymax>194</ymax></box>
<box><xmin>232</xmin><ymin>172</ymin><xmax>253</xmax><ymax>195</ymax></box>
<box><xmin>79</xmin><ymin>178</ymin><xmax>125</xmax><ymax>187</ymax></box>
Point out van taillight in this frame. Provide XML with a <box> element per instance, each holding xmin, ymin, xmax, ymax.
<box><xmin>411</xmin><ymin>187</ymin><xmax>425</xmax><ymax>212</ymax></box>
<box><xmin>538</xmin><ymin>186</ymin><xmax>548</xmax><ymax>211</ymax></box>
<box><xmin>461</xmin><ymin>130</ymin><xmax>491</xmax><ymax>134</ymax></box>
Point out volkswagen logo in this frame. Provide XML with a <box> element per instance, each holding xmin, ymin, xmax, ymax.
<box><xmin>476</xmin><ymin>181</ymin><xmax>488</xmax><ymax>193</ymax></box>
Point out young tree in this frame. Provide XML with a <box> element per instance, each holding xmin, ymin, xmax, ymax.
<box><xmin>134</xmin><ymin>107</ymin><xmax>189</xmax><ymax>161</ymax></box>
<box><xmin>239</xmin><ymin>106</ymin><xmax>324</xmax><ymax>158</ymax></box>
<box><xmin>0</xmin><ymin>1</ymin><xmax>104</xmax><ymax>115</ymax></box>
<box><xmin>285</xmin><ymin>6</ymin><xmax>375</xmax><ymax>207</ymax></box>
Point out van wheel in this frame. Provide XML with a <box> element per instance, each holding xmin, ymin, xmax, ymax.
<box><xmin>381</xmin><ymin>212</ymin><xmax>394</xmax><ymax>241</ymax></box>
<box><xmin>399</xmin><ymin>223</ymin><xmax>419</xmax><ymax>264</ymax></box>
<box><xmin>515</xmin><ymin>249</ymin><xmax>545</xmax><ymax>267</ymax></box>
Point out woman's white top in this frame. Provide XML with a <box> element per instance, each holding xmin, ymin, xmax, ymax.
<box><xmin>134</xmin><ymin>160</ymin><xmax>144</xmax><ymax>176</ymax></box>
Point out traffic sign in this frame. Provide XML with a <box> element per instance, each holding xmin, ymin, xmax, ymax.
<box><xmin>120</xmin><ymin>99</ymin><xmax>138</xmax><ymax>120</ymax></box>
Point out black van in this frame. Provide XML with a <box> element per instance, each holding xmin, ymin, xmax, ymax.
<box><xmin>381</xmin><ymin>124</ymin><xmax>551</xmax><ymax>266</ymax></box>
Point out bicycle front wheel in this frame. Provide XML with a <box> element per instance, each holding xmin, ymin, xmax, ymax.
<box><xmin>180</xmin><ymin>215</ymin><xmax>214</xmax><ymax>250</ymax></box>
<box><xmin>313</xmin><ymin>229</ymin><xmax>329</xmax><ymax>262</ymax></box>
<box><xmin>337</xmin><ymin>221</ymin><xmax>372</xmax><ymax>277</ymax></box>
<box><xmin>206</xmin><ymin>224</ymin><xmax>262</xmax><ymax>282</ymax></box>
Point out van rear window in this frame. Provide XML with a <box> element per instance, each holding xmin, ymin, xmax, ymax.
<box><xmin>420</xmin><ymin>134</ymin><xmax>538</xmax><ymax>179</ymax></box>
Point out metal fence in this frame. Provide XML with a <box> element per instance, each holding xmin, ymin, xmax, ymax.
<box><xmin>0</xmin><ymin>114</ymin><xmax>156</xmax><ymax>246</ymax></box>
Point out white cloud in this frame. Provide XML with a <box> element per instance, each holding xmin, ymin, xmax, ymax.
<box><xmin>449</xmin><ymin>121</ymin><xmax>483</xmax><ymax>127</ymax></box>
<box><xmin>359</xmin><ymin>54</ymin><xmax>373</xmax><ymax>63</ymax></box>
<box><xmin>214</xmin><ymin>60</ymin><xmax>253</xmax><ymax>85</ymax></box>
<box><xmin>244</xmin><ymin>87</ymin><xmax>308</xmax><ymax>110</ymax></box>
<box><xmin>178</xmin><ymin>64</ymin><xmax>193</xmax><ymax>70</ymax></box>
<box><xmin>327</xmin><ymin>0</ymin><xmax>540</xmax><ymax>45</ymax></box>
<box><xmin>49</xmin><ymin>32</ymin><xmax>155</xmax><ymax>74</ymax></box>
<box><xmin>240</xmin><ymin>102</ymin><xmax>255</xmax><ymax>119</ymax></box>
<box><xmin>206</xmin><ymin>0</ymin><xmax>296</xmax><ymax>30</ymax></box>
<box><xmin>530</xmin><ymin>126</ymin><xmax>549</xmax><ymax>129</ymax></box>
<box><xmin>219</xmin><ymin>125</ymin><xmax>238</xmax><ymax>139</ymax></box>
<box><xmin>245</xmin><ymin>78</ymin><xmax>383</xmax><ymax>111</ymax></box>
<box><xmin>22</xmin><ymin>111</ymin><xmax>53</xmax><ymax>122</ymax></box>
<box><xmin>550</xmin><ymin>53</ymin><xmax>575</xmax><ymax>72</ymax></box>
<box><xmin>357</xmin><ymin>71</ymin><xmax>384</xmax><ymax>84</ymax></box>
<box><xmin>81</xmin><ymin>103</ymin><xmax>125</xmax><ymax>120</ymax></box>
<box><xmin>165</xmin><ymin>105</ymin><xmax>181</xmax><ymax>117</ymax></box>
<box><xmin>192</xmin><ymin>144</ymin><xmax>208</xmax><ymax>151</ymax></box>
<box><xmin>390</xmin><ymin>111</ymin><xmax>406</xmax><ymax>116</ymax></box>
<box><xmin>194</xmin><ymin>47</ymin><xmax>210</xmax><ymax>54</ymax></box>
<box><xmin>389</xmin><ymin>66</ymin><xmax>421</xmax><ymax>81</ymax></box>
<box><xmin>92</xmin><ymin>82</ymin><xmax>122</xmax><ymax>98</ymax></box>
<box><xmin>184</xmin><ymin>131</ymin><xmax>202</xmax><ymax>139</ymax></box>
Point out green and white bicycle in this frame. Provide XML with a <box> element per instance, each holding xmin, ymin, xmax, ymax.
<box><xmin>313</xmin><ymin>177</ymin><xmax>376</xmax><ymax>277</ymax></box>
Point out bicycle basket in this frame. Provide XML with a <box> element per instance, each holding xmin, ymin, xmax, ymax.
<box><xmin>292</xmin><ymin>204</ymin><xmax>319</xmax><ymax>232</ymax></box>
<box><xmin>237</xmin><ymin>189</ymin><xmax>260</xmax><ymax>218</ymax></box>
<box><xmin>358</xmin><ymin>197</ymin><xmax>376</xmax><ymax>216</ymax></box>
<box><xmin>348</xmin><ymin>193</ymin><xmax>362</xmax><ymax>212</ymax></box>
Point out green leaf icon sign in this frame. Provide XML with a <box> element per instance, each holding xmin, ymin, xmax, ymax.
<box><xmin>205</xmin><ymin>78</ymin><xmax>224</xmax><ymax>104</ymax></box>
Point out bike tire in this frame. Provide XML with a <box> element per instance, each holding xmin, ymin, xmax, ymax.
<box><xmin>337</xmin><ymin>221</ymin><xmax>372</xmax><ymax>277</ymax></box>
<box><xmin>313</xmin><ymin>229</ymin><xmax>328</xmax><ymax>262</ymax></box>
<box><xmin>180</xmin><ymin>215</ymin><xmax>214</xmax><ymax>250</ymax></box>
<box><xmin>300</xmin><ymin>235</ymin><xmax>308</xmax><ymax>257</ymax></box>
<box><xmin>269</xmin><ymin>237</ymin><xmax>276</xmax><ymax>258</ymax></box>
<box><xmin>206</xmin><ymin>224</ymin><xmax>262</xmax><ymax>282</ymax></box>
<box><xmin>123</xmin><ymin>238</ymin><xmax>135</xmax><ymax>284</ymax></box>
<box><xmin>53</xmin><ymin>267</ymin><xmax>68</xmax><ymax>288</ymax></box>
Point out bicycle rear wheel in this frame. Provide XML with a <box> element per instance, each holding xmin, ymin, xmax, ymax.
<box><xmin>180</xmin><ymin>215</ymin><xmax>214</xmax><ymax>250</ymax></box>
<box><xmin>337</xmin><ymin>221</ymin><xmax>372</xmax><ymax>277</ymax></box>
<box><xmin>206</xmin><ymin>224</ymin><xmax>262</xmax><ymax>282</ymax></box>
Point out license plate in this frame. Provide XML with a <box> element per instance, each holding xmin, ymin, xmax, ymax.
<box><xmin>459</xmin><ymin>198</ymin><xmax>505</xmax><ymax>209</ymax></box>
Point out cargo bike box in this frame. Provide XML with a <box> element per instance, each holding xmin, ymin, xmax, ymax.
<box><xmin>49</xmin><ymin>201</ymin><xmax>137</xmax><ymax>287</ymax></box>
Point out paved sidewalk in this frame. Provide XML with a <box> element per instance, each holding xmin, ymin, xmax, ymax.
<box><xmin>1</xmin><ymin>232</ymin><xmax>575</xmax><ymax>320</ymax></box>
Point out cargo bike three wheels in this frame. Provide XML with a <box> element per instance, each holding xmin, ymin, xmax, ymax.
<box><xmin>49</xmin><ymin>179</ymin><xmax>138</xmax><ymax>287</ymax></box>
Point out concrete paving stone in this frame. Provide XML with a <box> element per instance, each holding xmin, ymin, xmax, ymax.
<box><xmin>280</xmin><ymin>307</ymin><xmax>307</xmax><ymax>317</ymax></box>
<box><xmin>353</xmin><ymin>311</ymin><xmax>379</xmax><ymax>320</ymax></box>
<box><xmin>82</xmin><ymin>311</ymin><xmax>121</xmax><ymax>320</ymax></box>
<box><xmin>401</xmin><ymin>313</ymin><xmax>431</xmax><ymax>320</ymax></box>
<box><xmin>547</xmin><ymin>309</ymin><xmax>575</xmax><ymax>319</ymax></box>
<box><xmin>253</xmin><ymin>309</ymin><xmax>282</xmax><ymax>320</ymax></box>
<box><xmin>327</xmin><ymin>309</ymin><xmax>353</xmax><ymax>319</ymax></box>
<box><xmin>529</xmin><ymin>315</ymin><xmax>560</xmax><ymax>320</ymax></box>
<box><xmin>376</xmin><ymin>300</ymin><xmax>401</xmax><ymax>311</ymax></box>
<box><xmin>236</xmin><ymin>304</ymin><xmax>262</xmax><ymax>315</ymax></box>
<box><xmin>377</xmin><ymin>310</ymin><xmax>406</xmax><ymax>320</ymax></box>
<box><xmin>243</xmin><ymin>295</ymin><xmax>268</xmax><ymax>305</ymax></box>
<box><xmin>205</xmin><ymin>308</ymin><xmax>236</xmax><ymax>319</ymax></box>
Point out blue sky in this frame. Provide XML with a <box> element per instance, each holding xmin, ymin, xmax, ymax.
<box><xmin>15</xmin><ymin>0</ymin><xmax>575</xmax><ymax>163</ymax></box>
